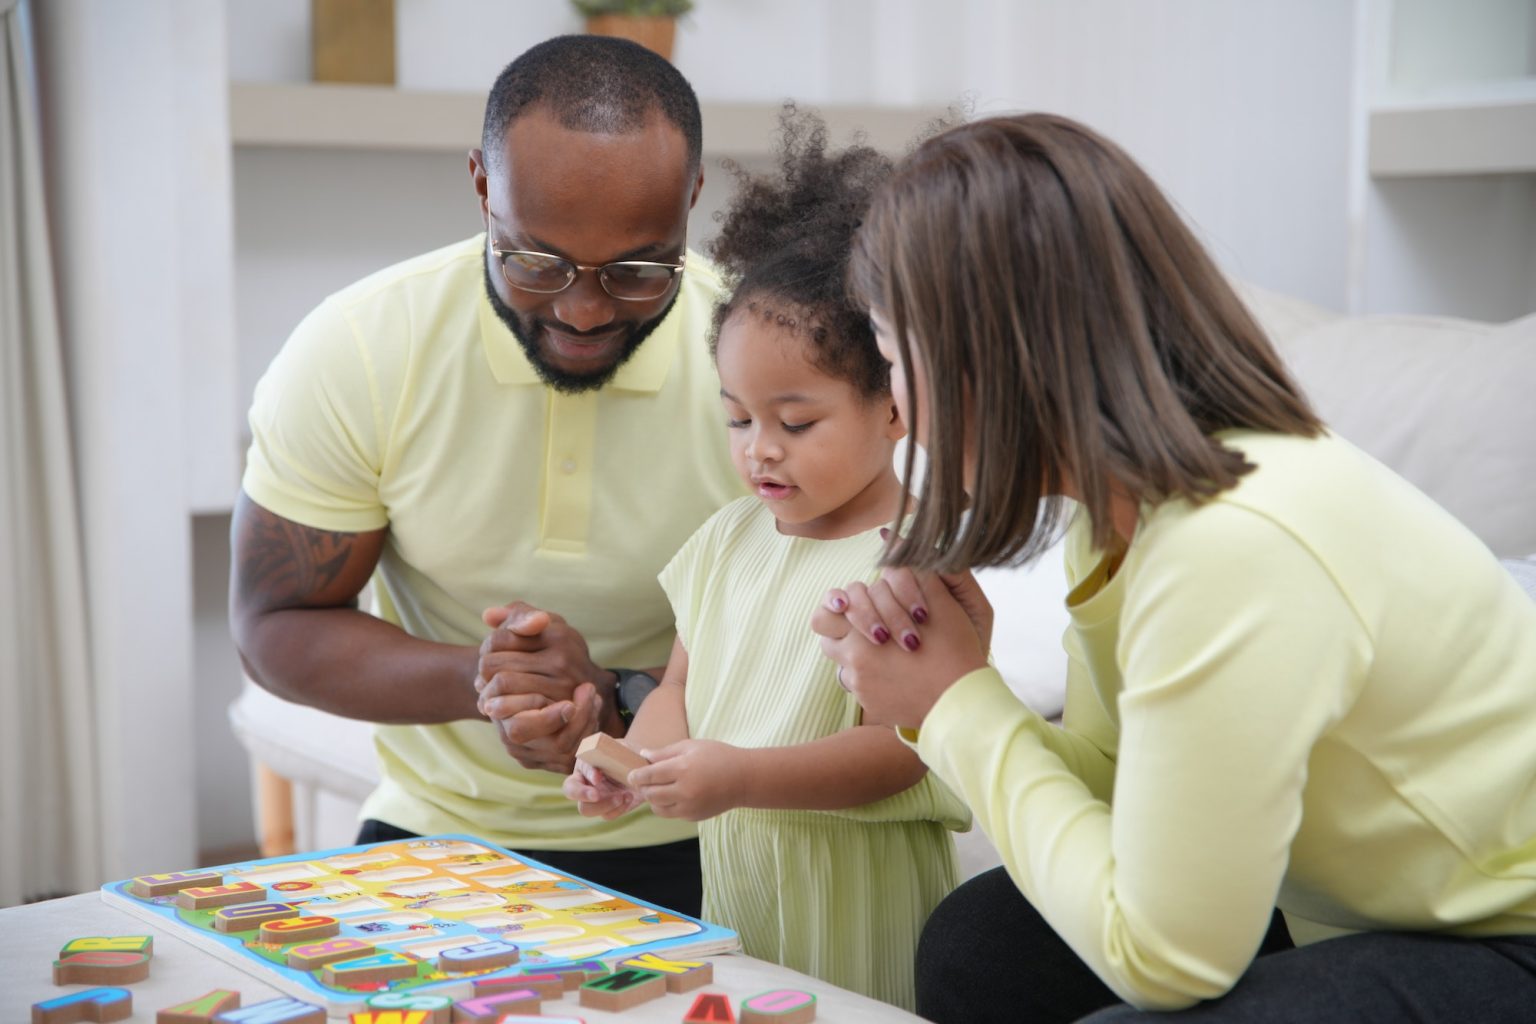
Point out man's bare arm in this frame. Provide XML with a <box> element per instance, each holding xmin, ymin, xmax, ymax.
<box><xmin>229</xmin><ymin>491</ymin><xmax>482</xmax><ymax>723</ymax></box>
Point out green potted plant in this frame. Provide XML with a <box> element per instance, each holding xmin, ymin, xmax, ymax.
<box><xmin>571</xmin><ymin>0</ymin><xmax>694</xmax><ymax>62</ymax></box>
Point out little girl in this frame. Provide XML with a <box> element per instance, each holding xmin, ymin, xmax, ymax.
<box><xmin>562</xmin><ymin>110</ymin><xmax>967</xmax><ymax>1010</ymax></box>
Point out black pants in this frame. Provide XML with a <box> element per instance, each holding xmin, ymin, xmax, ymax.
<box><xmin>917</xmin><ymin>866</ymin><xmax>1536</xmax><ymax>1023</ymax></box>
<box><xmin>356</xmin><ymin>819</ymin><xmax>703</xmax><ymax>919</ymax></box>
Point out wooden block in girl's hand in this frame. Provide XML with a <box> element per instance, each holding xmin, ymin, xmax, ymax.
<box><xmin>575</xmin><ymin>733</ymin><xmax>649</xmax><ymax>787</ymax></box>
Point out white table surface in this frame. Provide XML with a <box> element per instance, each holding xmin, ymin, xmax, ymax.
<box><xmin>3</xmin><ymin>892</ymin><xmax>923</xmax><ymax>1023</ymax></box>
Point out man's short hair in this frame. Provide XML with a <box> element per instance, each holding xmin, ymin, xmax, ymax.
<box><xmin>482</xmin><ymin>35</ymin><xmax>702</xmax><ymax>173</ymax></box>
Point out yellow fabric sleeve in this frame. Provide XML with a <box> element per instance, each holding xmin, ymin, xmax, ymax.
<box><xmin>917</xmin><ymin>504</ymin><xmax>1369</xmax><ymax>1009</ymax></box>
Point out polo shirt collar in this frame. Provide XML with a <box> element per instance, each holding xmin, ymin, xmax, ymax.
<box><xmin>478</xmin><ymin>280</ymin><xmax>684</xmax><ymax>394</ymax></box>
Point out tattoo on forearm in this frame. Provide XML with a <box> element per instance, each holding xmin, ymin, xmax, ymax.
<box><xmin>239</xmin><ymin>511</ymin><xmax>355</xmax><ymax>609</ymax></box>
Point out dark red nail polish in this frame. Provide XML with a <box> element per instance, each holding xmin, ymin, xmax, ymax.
<box><xmin>902</xmin><ymin>632</ymin><xmax>921</xmax><ymax>652</ymax></box>
<box><xmin>873</xmin><ymin>626</ymin><xmax>891</xmax><ymax>644</ymax></box>
<box><xmin>912</xmin><ymin>606</ymin><xmax>928</xmax><ymax>624</ymax></box>
<box><xmin>832</xmin><ymin>596</ymin><xmax>848</xmax><ymax>612</ymax></box>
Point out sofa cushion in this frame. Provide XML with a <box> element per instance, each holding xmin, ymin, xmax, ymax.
<box><xmin>1270</xmin><ymin>305</ymin><xmax>1536</xmax><ymax>559</ymax></box>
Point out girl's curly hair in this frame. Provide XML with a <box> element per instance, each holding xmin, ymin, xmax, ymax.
<box><xmin>707</xmin><ymin>104</ymin><xmax>894</xmax><ymax>399</ymax></box>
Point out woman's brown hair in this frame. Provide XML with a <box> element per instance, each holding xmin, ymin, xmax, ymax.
<box><xmin>851</xmin><ymin>113</ymin><xmax>1322</xmax><ymax>571</ymax></box>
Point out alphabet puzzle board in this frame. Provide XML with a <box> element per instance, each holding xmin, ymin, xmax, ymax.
<box><xmin>101</xmin><ymin>834</ymin><xmax>738</xmax><ymax>1017</ymax></box>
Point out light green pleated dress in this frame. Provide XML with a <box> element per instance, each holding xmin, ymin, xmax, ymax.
<box><xmin>659</xmin><ymin>497</ymin><xmax>970</xmax><ymax>1010</ymax></box>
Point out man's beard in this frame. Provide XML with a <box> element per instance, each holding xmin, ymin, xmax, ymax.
<box><xmin>482</xmin><ymin>257</ymin><xmax>679</xmax><ymax>395</ymax></box>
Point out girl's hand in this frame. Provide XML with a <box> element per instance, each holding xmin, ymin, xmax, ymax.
<box><xmin>562</xmin><ymin>760</ymin><xmax>643</xmax><ymax>820</ymax></box>
<box><xmin>629</xmin><ymin>740</ymin><xmax>747</xmax><ymax>821</ymax></box>
<box><xmin>821</xmin><ymin>566</ymin><xmax>994</xmax><ymax>654</ymax></box>
<box><xmin>812</xmin><ymin>568</ymin><xmax>989</xmax><ymax>729</ymax></box>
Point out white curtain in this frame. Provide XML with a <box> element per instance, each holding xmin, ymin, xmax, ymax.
<box><xmin>0</xmin><ymin>0</ymin><xmax>102</xmax><ymax>905</ymax></box>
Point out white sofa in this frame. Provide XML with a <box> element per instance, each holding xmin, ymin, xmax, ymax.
<box><xmin>230</xmin><ymin>286</ymin><xmax>1536</xmax><ymax>876</ymax></box>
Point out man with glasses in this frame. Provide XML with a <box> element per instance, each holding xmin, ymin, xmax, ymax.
<box><xmin>230</xmin><ymin>35</ymin><xmax>744</xmax><ymax>916</ymax></box>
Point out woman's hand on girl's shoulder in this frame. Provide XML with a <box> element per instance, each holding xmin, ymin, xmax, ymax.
<box><xmin>563</xmin><ymin>760</ymin><xmax>643</xmax><ymax>820</ymax></box>
<box><xmin>629</xmin><ymin>739</ymin><xmax>746</xmax><ymax>822</ymax></box>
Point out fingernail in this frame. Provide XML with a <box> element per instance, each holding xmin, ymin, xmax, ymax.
<box><xmin>902</xmin><ymin>631</ymin><xmax>921</xmax><ymax>652</ymax></box>
<box><xmin>912</xmin><ymin>606</ymin><xmax>928</xmax><ymax>624</ymax></box>
<box><xmin>872</xmin><ymin>626</ymin><xmax>891</xmax><ymax>644</ymax></box>
<box><xmin>831</xmin><ymin>596</ymin><xmax>848</xmax><ymax>612</ymax></box>
<box><xmin>879</xmin><ymin>527</ymin><xmax>891</xmax><ymax>540</ymax></box>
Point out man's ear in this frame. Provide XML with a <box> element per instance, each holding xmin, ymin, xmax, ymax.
<box><xmin>688</xmin><ymin>167</ymin><xmax>705</xmax><ymax>210</ymax></box>
<box><xmin>469</xmin><ymin>148</ymin><xmax>490</xmax><ymax>215</ymax></box>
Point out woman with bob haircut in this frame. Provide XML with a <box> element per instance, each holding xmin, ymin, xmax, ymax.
<box><xmin>812</xmin><ymin>112</ymin><xmax>1536</xmax><ymax>1022</ymax></box>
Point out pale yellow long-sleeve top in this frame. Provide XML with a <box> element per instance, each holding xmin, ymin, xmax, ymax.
<box><xmin>914</xmin><ymin>429</ymin><xmax>1536</xmax><ymax>1010</ymax></box>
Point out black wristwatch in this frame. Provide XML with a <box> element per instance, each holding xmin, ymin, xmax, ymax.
<box><xmin>611</xmin><ymin>668</ymin><xmax>661</xmax><ymax>728</ymax></box>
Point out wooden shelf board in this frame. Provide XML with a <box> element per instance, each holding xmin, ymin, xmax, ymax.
<box><xmin>229</xmin><ymin>82</ymin><xmax>945</xmax><ymax>158</ymax></box>
<box><xmin>1369</xmin><ymin>95</ymin><xmax>1536</xmax><ymax>178</ymax></box>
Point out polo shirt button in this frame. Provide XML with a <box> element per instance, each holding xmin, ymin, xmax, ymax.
<box><xmin>560</xmin><ymin>458</ymin><xmax>577</xmax><ymax>475</ymax></box>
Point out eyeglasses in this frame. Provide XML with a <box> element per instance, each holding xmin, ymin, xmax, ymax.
<box><xmin>490</xmin><ymin>244</ymin><xmax>686</xmax><ymax>301</ymax></box>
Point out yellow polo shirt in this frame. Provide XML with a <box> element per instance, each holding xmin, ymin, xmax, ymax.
<box><xmin>243</xmin><ymin>235</ymin><xmax>745</xmax><ymax>850</ymax></box>
<box><xmin>914</xmin><ymin>430</ymin><xmax>1536</xmax><ymax>1010</ymax></box>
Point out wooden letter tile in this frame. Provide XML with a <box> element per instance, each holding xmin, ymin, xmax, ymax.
<box><xmin>176</xmin><ymin>881</ymin><xmax>267</xmax><ymax>910</ymax></box>
<box><xmin>473</xmin><ymin>973</ymin><xmax>562</xmax><ymax>999</ymax></box>
<box><xmin>740</xmin><ymin>990</ymin><xmax>816</xmax><ymax>1024</ymax></box>
<box><xmin>156</xmin><ymin>989</ymin><xmax>240</xmax><ymax>1023</ymax></box>
<box><xmin>212</xmin><ymin>996</ymin><xmax>326</xmax><ymax>1023</ymax></box>
<box><xmin>52</xmin><ymin>951</ymin><xmax>151</xmax><ymax>986</ymax></box>
<box><xmin>31</xmin><ymin>988</ymin><xmax>133</xmax><ymax>1024</ymax></box>
<box><xmin>449</xmin><ymin>989</ymin><xmax>541</xmax><ymax>1023</ymax></box>
<box><xmin>127</xmin><ymin>871</ymin><xmax>220</xmax><ymax>898</ymax></box>
<box><xmin>211</xmin><ymin>902</ymin><xmax>295</xmax><ymax>933</ymax></box>
<box><xmin>436</xmin><ymin>938</ymin><xmax>520</xmax><ymax>972</ymax></box>
<box><xmin>545</xmin><ymin>960</ymin><xmax>607</xmax><ymax>990</ymax></box>
<box><xmin>284</xmin><ymin>936</ymin><xmax>373</xmax><ymax>970</ymax></box>
<box><xmin>578</xmin><ymin>968</ymin><xmax>666</xmax><ymax>1012</ymax></box>
<box><xmin>320</xmin><ymin>950</ymin><xmax>418</xmax><ymax>986</ymax></box>
<box><xmin>361</xmin><ymin>991</ymin><xmax>453</xmax><ymax>1024</ymax></box>
<box><xmin>684</xmin><ymin>992</ymin><xmax>736</xmax><ymax>1024</ymax></box>
<box><xmin>620</xmin><ymin>951</ymin><xmax>713</xmax><ymax>992</ymax></box>
<box><xmin>258</xmin><ymin>914</ymin><xmax>341</xmax><ymax>944</ymax></box>
<box><xmin>58</xmin><ymin>936</ymin><xmax>153</xmax><ymax>958</ymax></box>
